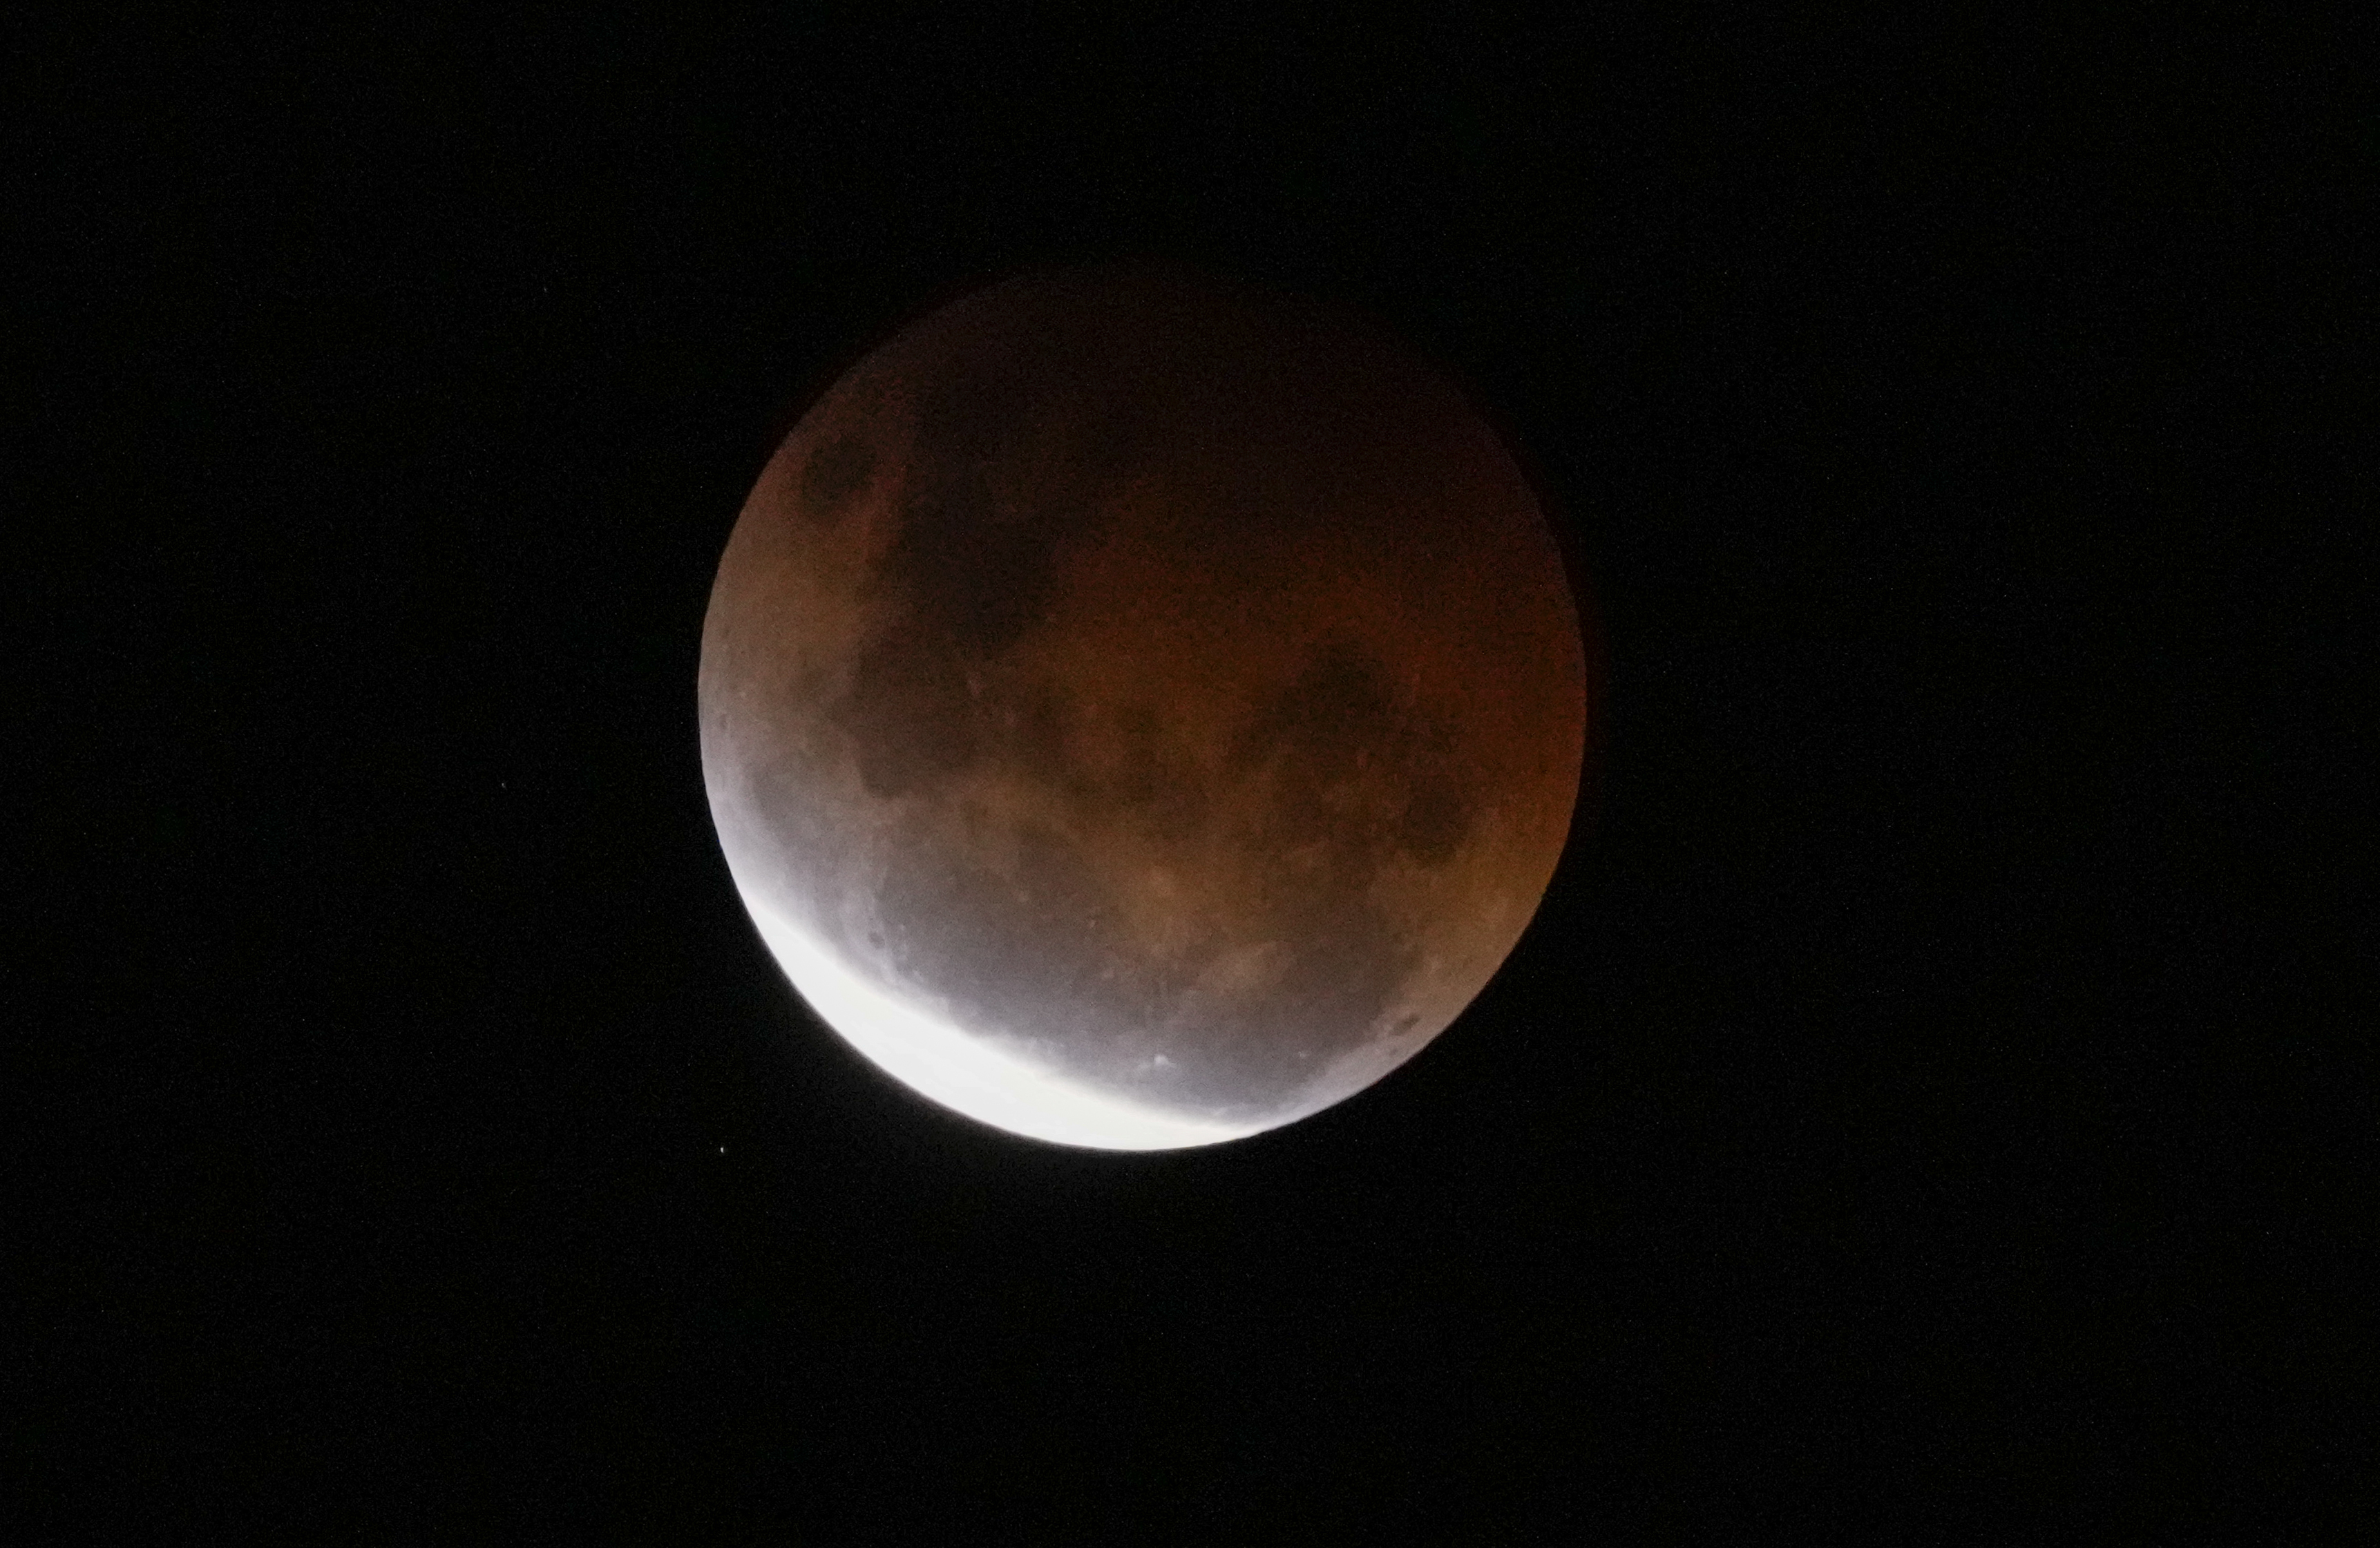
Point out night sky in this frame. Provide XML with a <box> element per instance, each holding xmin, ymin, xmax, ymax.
<box><xmin>21</xmin><ymin>11</ymin><xmax>2352</xmax><ymax>1537</ymax></box>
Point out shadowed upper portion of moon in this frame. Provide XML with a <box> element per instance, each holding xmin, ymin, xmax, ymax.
<box><xmin>701</xmin><ymin>267</ymin><xmax>1587</xmax><ymax>1145</ymax></box>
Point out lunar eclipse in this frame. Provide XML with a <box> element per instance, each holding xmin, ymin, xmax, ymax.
<box><xmin>701</xmin><ymin>267</ymin><xmax>1588</xmax><ymax>1148</ymax></box>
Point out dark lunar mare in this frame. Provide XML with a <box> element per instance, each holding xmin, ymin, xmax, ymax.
<box><xmin>821</xmin><ymin>287</ymin><xmax>1123</xmax><ymax>800</ymax></box>
<box><xmin>799</xmin><ymin>433</ymin><xmax>876</xmax><ymax>520</ymax></box>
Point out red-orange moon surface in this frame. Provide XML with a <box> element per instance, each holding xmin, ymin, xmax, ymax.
<box><xmin>701</xmin><ymin>268</ymin><xmax>1587</xmax><ymax>1148</ymax></box>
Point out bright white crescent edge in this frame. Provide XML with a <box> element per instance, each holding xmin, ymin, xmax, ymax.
<box><xmin>743</xmin><ymin>889</ymin><xmax>1262</xmax><ymax>1151</ymax></box>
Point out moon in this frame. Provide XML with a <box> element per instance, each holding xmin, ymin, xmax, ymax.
<box><xmin>701</xmin><ymin>267</ymin><xmax>1586</xmax><ymax>1149</ymax></box>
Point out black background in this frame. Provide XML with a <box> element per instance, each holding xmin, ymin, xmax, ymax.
<box><xmin>18</xmin><ymin>10</ymin><xmax>2359</xmax><ymax>1538</ymax></box>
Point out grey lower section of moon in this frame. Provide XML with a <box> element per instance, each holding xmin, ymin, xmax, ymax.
<box><xmin>701</xmin><ymin>269</ymin><xmax>1586</xmax><ymax>1147</ymax></box>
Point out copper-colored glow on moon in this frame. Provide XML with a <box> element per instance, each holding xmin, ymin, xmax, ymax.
<box><xmin>701</xmin><ymin>268</ymin><xmax>1587</xmax><ymax>1149</ymax></box>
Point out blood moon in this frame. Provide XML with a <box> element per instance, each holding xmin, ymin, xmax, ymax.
<box><xmin>700</xmin><ymin>267</ymin><xmax>1586</xmax><ymax>1149</ymax></box>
